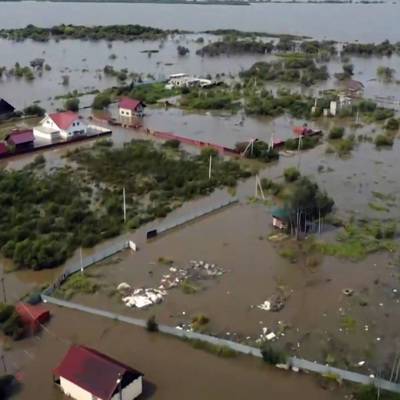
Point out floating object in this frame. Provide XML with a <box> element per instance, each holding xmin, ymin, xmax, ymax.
<box><xmin>342</xmin><ymin>288</ymin><xmax>354</xmax><ymax>296</ymax></box>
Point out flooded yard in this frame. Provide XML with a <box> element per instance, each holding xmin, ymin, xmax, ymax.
<box><xmin>4</xmin><ymin>305</ymin><xmax>345</xmax><ymax>400</ymax></box>
<box><xmin>59</xmin><ymin>202</ymin><xmax>400</xmax><ymax>373</ymax></box>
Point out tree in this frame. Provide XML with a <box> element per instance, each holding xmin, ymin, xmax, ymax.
<box><xmin>385</xmin><ymin>118</ymin><xmax>399</xmax><ymax>131</ymax></box>
<box><xmin>23</xmin><ymin>104</ymin><xmax>45</xmax><ymax>117</ymax></box>
<box><xmin>177</xmin><ymin>45</ymin><xmax>189</xmax><ymax>56</ymax></box>
<box><xmin>283</xmin><ymin>167</ymin><xmax>300</xmax><ymax>182</ymax></box>
<box><xmin>92</xmin><ymin>93</ymin><xmax>111</xmax><ymax>110</ymax></box>
<box><xmin>342</xmin><ymin>63</ymin><xmax>354</xmax><ymax>76</ymax></box>
<box><xmin>377</xmin><ymin>66</ymin><xmax>395</xmax><ymax>82</ymax></box>
<box><xmin>64</xmin><ymin>97</ymin><xmax>80</xmax><ymax>112</ymax></box>
<box><xmin>329</xmin><ymin>126</ymin><xmax>345</xmax><ymax>140</ymax></box>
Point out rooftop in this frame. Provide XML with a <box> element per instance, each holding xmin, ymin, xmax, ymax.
<box><xmin>118</xmin><ymin>97</ymin><xmax>143</xmax><ymax>111</ymax></box>
<box><xmin>6</xmin><ymin>129</ymin><xmax>34</xmax><ymax>145</ymax></box>
<box><xmin>0</xmin><ymin>98</ymin><xmax>15</xmax><ymax>115</ymax></box>
<box><xmin>48</xmin><ymin>111</ymin><xmax>79</xmax><ymax>130</ymax></box>
<box><xmin>53</xmin><ymin>345</ymin><xmax>143</xmax><ymax>400</ymax></box>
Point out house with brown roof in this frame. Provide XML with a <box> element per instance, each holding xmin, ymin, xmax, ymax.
<box><xmin>53</xmin><ymin>345</ymin><xmax>143</xmax><ymax>400</ymax></box>
<box><xmin>344</xmin><ymin>79</ymin><xmax>365</xmax><ymax>98</ymax></box>
<box><xmin>34</xmin><ymin>111</ymin><xmax>87</xmax><ymax>141</ymax></box>
<box><xmin>118</xmin><ymin>97</ymin><xmax>145</xmax><ymax>118</ymax></box>
<box><xmin>5</xmin><ymin>129</ymin><xmax>34</xmax><ymax>151</ymax></box>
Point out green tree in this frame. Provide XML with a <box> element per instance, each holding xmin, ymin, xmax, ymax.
<box><xmin>64</xmin><ymin>97</ymin><xmax>80</xmax><ymax>112</ymax></box>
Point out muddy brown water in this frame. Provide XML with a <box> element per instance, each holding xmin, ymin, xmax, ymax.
<box><xmin>65</xmin><ymin>202</ymin><xmax>400</xmax><ymax>373</ymax></box>
<box><xmin>3</xmin><ymin>305</ymin><xmax>345</xmax><ymax>400</ymax></box>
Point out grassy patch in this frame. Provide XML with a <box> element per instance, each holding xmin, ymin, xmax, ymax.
<box><xmin>314</xmin><ymin>220</ymin><xmax>397</xmax><ymax>261</ymax></box>
<box><xmin>181</xmin><ymin>279</ymin><xmax>200</xmax><ymax>295</ymax></box>
<box><xmin>340</xmin><ymin>315</ymin><xmax>357</xmax><ymax>332</ymax></box>
<box><xmin>368</xmin><ymin>202</ymin><xmax>389</xmax><ymax>212</ymax></box>
<box><xmin>55</xmin><ymin>273</ymin><xmax>98</xmax><ymax>300</ymax></box>
<box><xmin>185</xmin><ymin>338</ymin><xmax>237</xmax><ymax>358</ymax></box>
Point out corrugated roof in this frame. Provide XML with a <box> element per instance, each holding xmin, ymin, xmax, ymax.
<box><xmin>6</xmin><ymin>130</ymin><xmax>34</xmax><ymax>145</ymax></box>
<box><xmin>48</xmin><ymin>111</ymin><xmax>79</xmax><ymax>130</ymax></box>
<box><xmin>119</xmin><ymin>97</ymin><xmax>143</xmax><ymax>111</ymax></box>
<box><xmin>53</xmin><ymin>345</ymin><xmax>143</xmax><ymax>400</ymax></box>
<box><xmin>15</xmin><ymin>303</ymin><xmax>50</xmax><ymax>324</ymax></box>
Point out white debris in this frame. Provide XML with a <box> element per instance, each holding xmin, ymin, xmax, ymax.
<box><xmin>117</xmin><ymin>282</ymin><xmax>131</xmax><ymax>291</ymax></box>
<box><xmin>292</xmin><ymin>366</ymin><xmax>300</xmax><ymax>373</ymax></box>
<box><xmin>121</xmin><ymin>288</ymin><xmax>166</xmax><ymax>309</ymax></box>
<box><xmin>357</xmin><ymin>361</ymin><xmax>366</xmax><ymax>366</ymax></box>
<box><xmin>266</xmin><ymin>332</ymin><xmax>276</xmax><ymax>341</ymax></box>
<box><xmin>276</xmin><ymin>363</ymin><xmax>289</xmax><ymax>370</ymax></box>
<box><xmin>169</xmin><ymin>267</ymin><xmax>177</xmax><ymax>272</ymax></box>
<box><xmin>257</xmin><ymin>300</ymin><xmax>271</xmax><ymax>311</ymax></box>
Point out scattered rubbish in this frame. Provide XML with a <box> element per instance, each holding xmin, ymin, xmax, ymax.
<box><xmin>376</xmin><ymin>337</ymin><xmax>381</xmax><ymax>342</ymax></box>
<box><xmin>276</xmin><ymin>363</ymin><xmax>290</xmax><ymax>370</ymax></box>
<box><xmin>357</xmin><ymin>361</ymin><xmax>366</xmax><ymax>366</ymax></box>
<box><xmin>257</xmin><ymin>301</ymin><xmax>271</xmax><ymax>311</ymax></box>
<box><xmin>256</xmin><ymin>327</ymin><xmax>277</xmax><ymax>344</ymax></box>
<box><xmin>122</xmin><ymin>288</ymin><xmax>166</xmax><ymax>309</ymax></box>
<box><xmin>292</xmin><ymin>366</ymin><xmax>300</xmax><ymax>373</ymax></box>
<box><xmin>257</xmin><ymin>294</ymin><xmax>286</xmax><ymax>312</ymax></box>
<box><xmin>118</xmin><ymin>259</ymin><xmax>225</xmax><ymax>309</ymax></box>
<box><xmin>117</xmin><ymin>282</ymin><xmax>131</xmax><ymax>292</ymax></box>
<box><xmin>342</xmin><ymin>288</ymin><xmax>354</xmax><ymax>296</ymax></box>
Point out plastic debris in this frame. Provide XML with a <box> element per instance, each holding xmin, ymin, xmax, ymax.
<box><xmin>342</xmin><ymin>288</ymin><xmax>354</xmax><ymax>296</ymax></box>
<box><xmin>357</xmin><ymin>361</ymin><xmax>366</xmax><ymax>366</ymax></box>
<box><xmin>117</xmin><ymin>282</ymin><xmax>131</xmax><ymax>291</ymax></box>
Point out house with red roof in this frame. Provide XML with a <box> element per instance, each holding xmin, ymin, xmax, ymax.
<box><xmin>53</xmin><ymin>345</ymin><xmax>143</xmax><ymax>400</ymax></box>
<box><xmin>15</xmin><ymin>302</ymin><xmax>50</xmax><ymax>335</ymax></box>
<box><xmin>34</xmin><ymin>111</ymin><xmax>87</xmax><ymax>141</ymax></box>
<box><xmin>5</xmin><ymin>129</ymin><xmax>34</xmax><ymax>151</ymax></box>
<box><xmin>118</xmin><ymin>97</ymin><xmax>145</xmax><ymax>118</ymax></box>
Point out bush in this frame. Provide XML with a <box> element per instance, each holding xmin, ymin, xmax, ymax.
<box><xmin>92</xmin><ymin>92</ymin><xmax>111</xmax><ymax>110</ymax></box>
<box><xmin>283</xmin><ymin>167</ymin><xmax>300</xmax><ymax>182</ymax></box>
<box><xmin>0</xmin><ymin>375</ymin><xmax>16</xmax><ymax>399</ymax></box>
<box><xmin>329</xmin><ymin>126</ymin><xmax>345</xmax><ymax>140</ymax></box>
<box><xmin>261</xmin><ymin>344</ymin><xmax>287</xmax><ymax>365</ymax></box>
<box><xmin>146</xmin><ymin>315</ymin><xmax>158</xmax><ymax>332</ymax></box>
<box><xmin>385</xmin><ymin>118</ymin><xmax>399</xmax><ymax>131</ymax></box>
<box><xmin>23</xmin><ymin>104</ymin><xmax>45</xmax><ymax>117</ymax></box>
<box><xmin>64</xmin><ymin>97</ymin><xmax>80</xmax><ymax>112</ymax></box>
<box><xmin>375</xmin><ymin>134</ymin><xmax>394</xmax><ymax>147</ymax></box>
<box><xmin>0</xmin><ymin>304</ymin><xmax>14</xmax><ymax>323</ymax></box>
<box><xmin>163</xmin><ymin>139</ymin><xmax>180</xmax><ymax>149</ymax></box>
<box><xmin>2</xmin><ymin>312</ymin><xmax>24</xmax><ymax>340</ymax></box>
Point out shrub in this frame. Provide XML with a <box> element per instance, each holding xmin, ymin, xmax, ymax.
<box><xmin>385</xmin><ymin>118</ymin><xmax>399</xmax><ymax>131</ymax></box>
<box><xmin>0</xmin><ymin>304</ymin><xmax>14</xmax><ymax>323</ymax></box>
<box><xmin>146</xmin><ymin>315</ymin><xmax>158</xmax><ymax>332</ymax></box>
<box><xmin>329</xmin><ymin>126</ymin><xmax>345</xmax><ymax>140</ymax></box>
<box><xmin>2</xmin><ymin>312</ymin><xmax>24</xmax><ymax>340</ymax></box>
<box><xmin>261</xmin><ymin>344</ymin><xmax>287</xmax><ymax>365</ymax></box>
<box><xmin>23</xmin><ymin>104</ymin><xmax>45</xmax><ymax>117</ymax></box>
<box><xmin>92</xmin><ymin>92</ymin><xmax>111</xmax><ymax>110</ymax></box>
<box><xmin>283</xmin><ymin>167</ymin><xmax>300</xmax><ymax>182</ymax></box>
<box><xmin>163</xmin><ymin>139</ymin><xmax>180</xmax><ymax>149</ymax></box>
<box><xmin>375</xmin><ymin>134</ymin><xmax>393</xmax><ymax>147</ymax></box>
<box><xmin>64</xmin><ymin>97</ymin><xmax>80</xmax><ymax>112</ymax></box>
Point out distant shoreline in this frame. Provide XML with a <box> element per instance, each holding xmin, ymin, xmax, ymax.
<box><xmin>0</xmin><ymin>0</ymin><xmax>389</xmax><ymax>4</ymax></box>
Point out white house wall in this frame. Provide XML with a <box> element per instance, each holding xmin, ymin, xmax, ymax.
<box><xmin>110</xmin><ymin>376</ymin><xmax>143</xmax><ymax>400</ymax></box>
<box><xmin>59</xmin><ymin>377</ymin><xmax>98</xmax><ymax>400</ymax></box>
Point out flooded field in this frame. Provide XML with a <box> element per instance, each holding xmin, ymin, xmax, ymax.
<box><xmin>4</xmin><ymin>305</ymin><xmax>345</xmax><ymax>400</ymax></box>
<box><xmin>1</xmin><ymin>34</ymin><xmax>400</xmax><ymax>109</ymax></box>
<box><xmin>58</xmin><ymin>201</ymin><xmax>400</xmax><ymax>373</ymax></box>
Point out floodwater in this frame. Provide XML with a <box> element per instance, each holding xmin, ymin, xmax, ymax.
<box><xmin>69</xmin><ymin>202</ymin><xmax>400</xmax><ymax>371</ymax></box>
<box><xmin>4</xmin><ymin>305</ymin><xmax>345</xmax><ymax>400</ymax></box>
<box><xmin>1</xmin><ymin>1</ymin><xmax>400</xmax><ymax>41</ymax></box>
<box><xmin>1</xmin><ymin>34</ymin><xmax>400</xmax><ymax>109</ymax></box>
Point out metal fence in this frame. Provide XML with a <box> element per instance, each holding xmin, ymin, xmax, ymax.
<box><xmin>40</xmin><ymin>294</ymin><xmax>400</xmax><ymax>394</ymax></box>
<box><xmin>147</xmin><ymin>198</ymin><xmax>239</xmax><ymax>240</ymax></box>
<box><xmin>43</xmin><ymin>241</ymin><xmax>129</xmax><ymax>296</ymax></box>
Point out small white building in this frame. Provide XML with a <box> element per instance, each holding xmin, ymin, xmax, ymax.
<box><xmin>166</xmin><ymin>73</ymin><xmax>213</xmax><ymax>89</ymax></box>
<box><xmin>53</xmin><ymin>345</ymin><xmax>143</xmax><ymax>400</ymax></box>
<box><xmin>33</xmin><ymin>111</ymin><xmax>87</xmax><ymax>141</ymax></box>
<box><xmin>118</xmin><ymin>97</ymin><xmax>145</xmax><ymax>118</ymax></box>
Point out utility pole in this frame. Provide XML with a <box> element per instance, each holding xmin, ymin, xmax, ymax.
<box><xmin>122</xmin><ymin>187</ymin><xmax>127</xmax><ymax>223</ymax></box>
<box><xmin>297</xmin><ymin>135</ymin><xmax>303</xmax><ymax>170</ymax></box>
<box><xmin>208</xmin><ymin>155</ymin><xmax>212</xmax><ymax>180</ymax></box>
<box><xmin>1</xmin><ymin>354</ymin><xmax>6</xmax><ymax>373</ymax></box>
<box><xmin>0</xmin><ymin>276</ymin><xmax>6</xmax><ymax>303</ymax></box>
